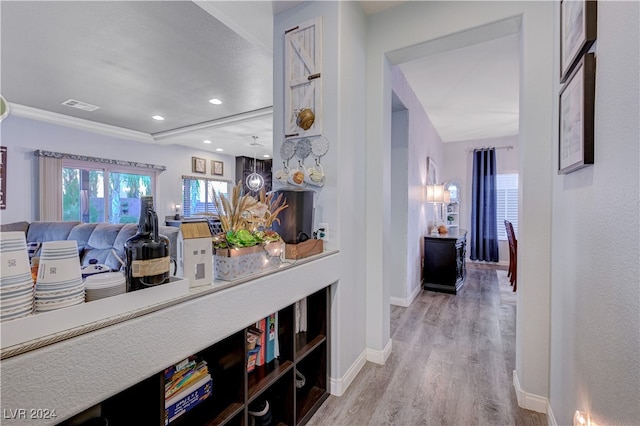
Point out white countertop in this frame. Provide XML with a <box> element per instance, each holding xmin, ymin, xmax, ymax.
<box><xmin>0</xmin><ymin>250</ymin><xmax>340</xmax><ymax>425</ymax></box>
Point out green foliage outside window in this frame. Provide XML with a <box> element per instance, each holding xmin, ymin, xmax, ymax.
<box><xmin>62</xmin><ymin>166</ymin><xmax>152</xmax><ymax>224</ymax></box>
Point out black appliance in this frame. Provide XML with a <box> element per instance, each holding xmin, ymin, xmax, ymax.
<box><xmin>271</xmin><ymin>189</ymin><xmax>314</xmax><ymax>244</ymax></box>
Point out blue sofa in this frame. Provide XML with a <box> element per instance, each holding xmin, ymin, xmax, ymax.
<box><xmin>0</xmin><ymin>221</ymin><xmax>179</xmax><ymax>273</ymax></box>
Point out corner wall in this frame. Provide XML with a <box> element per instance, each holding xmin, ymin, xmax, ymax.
<box><xmin>390</xmin><ymin>67</ymin><xmax>443</xmax><ymax>305</ymax></box>
<box><xmin>367</xmin><ymin>0</ymin><xmax>554</xmax><ymax>404</ymax></box>
<box><xmin>273</xmin><ymin>1</ymin><xmax>368</xmax><ymax>390</ymax></box>
<box><xmin>549</xmin><ymin>2</ymin><xmax>640</xmax><ymax>424</ymax></box>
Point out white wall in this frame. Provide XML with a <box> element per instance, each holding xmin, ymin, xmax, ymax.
<box><xmin>549</xmin><ymin>2</ymin><xmax>640</xmax><ymax>425</ymax></box>
<box><xmin>390</xmin><ymin>108</ymin><xmax>409</xmax><ymax>303</ymax></box>
<box><xmin>390</xmin><ymin>67</ymin><xmax>442</xmax><ymax>306</ymax></box>
<box><xmin>442</xmin><ymin>135</ymin><xmax>519</xmax><ymax>264</ymax></box>
<box><xmin>367</xmin><ymin>0</ymin><xmax>554</xmax><ymax>406</ymax></box>
<box><xmin>273</xmin><ymin>1</ymin><xmax>368</xmax><ymax>392</ymax></box>
<box><xmin>0</xmin><ymin>115</ymin><xmax>235</xmax><ymax>225</ymax></box>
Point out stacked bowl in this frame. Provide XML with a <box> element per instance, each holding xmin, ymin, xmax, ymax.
<box><xmin>35</xmin><ymin>240</ymin><xmax>85</xmax><ymax>312</ymax></box>
<box><xmin>85</xmin><ymin>272</ymin><xmax>126</xmax><ymax>301</ymax></box>
<box><xmin>0</xmin><ymin>232</ymin><xmax>35</xmax><ymax>322</ymax></box>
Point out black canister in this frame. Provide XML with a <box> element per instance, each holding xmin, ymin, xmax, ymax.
<box><xmin>125</xmin><ymin>196</ymin><xmax>170</xmax><ymax>292</ymax></box>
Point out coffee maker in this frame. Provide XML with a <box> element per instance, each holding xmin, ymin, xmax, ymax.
<box><xmin>271</xmin><ymin>189</ymin><xmax>314</xmax><ymax>244</ymax></box>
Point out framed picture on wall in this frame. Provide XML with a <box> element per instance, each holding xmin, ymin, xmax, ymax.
<box><xmin>427</xmin><ymin>156</ymin><xmax>438</xmax><ymax>185</ymax></box>
<box><xmin>192</xmin><ymin>157</ymin><xmax>206</xmax><ymax>174</ymax></box>
<box><xmin>558</xmin><ymin>53</ymin><xmax>595</xmax><ymax>174</ymax></box>
<box><xmin>212</xmin><ymin>160</ymin><xmax>224</xmax><ymax>176</ymax></box>
<box><xmin>560</xmin><ymin>0</ymin><xmax>597</xmax><ymax>82</ymax></box>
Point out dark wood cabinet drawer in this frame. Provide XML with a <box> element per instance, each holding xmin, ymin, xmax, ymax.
<box><xmin>423</xmin><ymin>230</ymin><xmax>467</xmax><ymax>294</ymax></box>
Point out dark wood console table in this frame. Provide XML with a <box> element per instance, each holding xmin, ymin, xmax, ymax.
<box><xmin>423</xmin><ymin>230</ymin><xmax>467</xmax><ymax>294</ymax></box>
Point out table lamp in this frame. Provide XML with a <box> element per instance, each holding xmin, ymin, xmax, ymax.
<box><xmin>426</xmin><ymin>184</ymin><xmax>445</xmax><ymax>235</ymax></box>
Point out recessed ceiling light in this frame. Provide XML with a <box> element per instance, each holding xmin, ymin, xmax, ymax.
<box><xmin>263</xmin><ymin>154</ymin><xmax>271</xmax><ymax>158</ymax></box>
<box><xmin>209</xmin><ymin>98</ymin><xmax>223</xmax><ymax>105</ymax></box>
<box><xmin>152</xmin><ymin>115</ymin><xmax>165</xmax><ymax>121</ymax></box>
<box><xmin>216</xmin><ymin>148</ymin><xmax>224</xmax><ymax>152</ymax></box>
<box><xmin>203</xmin><ymin>140</ymin><xmax>212</xmax><ymax>144</ymax></box>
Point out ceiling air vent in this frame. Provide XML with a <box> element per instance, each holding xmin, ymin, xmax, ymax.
<box><xmin>61</xmin><ymin>99</ymin><xmax>101</xmax><ymax>112</ymax></box>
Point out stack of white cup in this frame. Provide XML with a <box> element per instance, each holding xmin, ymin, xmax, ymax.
<box><xmin>0</xmin><ymin>232</ymin><xmax>35</xmax><ymax>322</ymax></box>
<box><xmin>34</xmin><ymin>240</ymin><xmax>85</xmax><ymax>312</ymax></box>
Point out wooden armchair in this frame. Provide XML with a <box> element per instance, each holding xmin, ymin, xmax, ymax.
<box><xmin>504</xmin><ymin>220</ymin><xmax>517</xmax><ymax>292</ymax></box>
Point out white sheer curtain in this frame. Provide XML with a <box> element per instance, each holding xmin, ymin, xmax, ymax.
<box><xmin>39</xmin><ymin>155</ymin><xmax>62</xmax><ymax>221</ymax></box>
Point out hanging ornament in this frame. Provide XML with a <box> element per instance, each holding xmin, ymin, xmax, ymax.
<box><xmin>246</xmin><ymin>136</ymin><xmax>264</xmax><ymax>191</ymax></box>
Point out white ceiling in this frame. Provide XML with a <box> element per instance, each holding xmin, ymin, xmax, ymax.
<box><xmin>1</xmin><ymin>1</ymin><xmax>275</xmax><ymax>158</ymax></box>
<box><xmin>1</xmin><ymin>0</ymin><xmax>518</xmax><ymax>158</ymax></box>
<box><xmin>398</xmin><ymin>34</ymin><xmax>520</xmax><ymax>143</ymax></box>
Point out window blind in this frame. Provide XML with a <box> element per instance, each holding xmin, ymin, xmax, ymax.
<box><xmin>181</xmin><ymin>176</ymin><xmax>229</xmax><ymax>218</ymax></box>
<box><xmin>497</xmin><ymin>173</ymin><xmax>518</xmax><ymax>240</ymax></box>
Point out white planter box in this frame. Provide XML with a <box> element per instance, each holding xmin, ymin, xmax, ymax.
<box><xmin>213</xmin><ymin>243</ymin><xmax>284</xmax><ymax>281</ymax></box>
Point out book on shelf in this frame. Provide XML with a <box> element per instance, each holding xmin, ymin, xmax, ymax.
<box><xmin>247</xmin><ymin>345</ymin><xmax>261</xmax><ymax>372</ymax></box>
<box><xmin>254</xmin><ymin>319</ymin><xmax>267</xmax><ymax>366</ymax></box>
<box><xmin>164</xmin><ymin>374</ymin><xmax>212</xmax><ymax>425</ymax></box>
<box><xmin>164</xmin><ymin>356</ymin><xmax>197</xmax><ymax>381</ymax></box>
<box><xmin>295</xmin><ymin>299</ymin><xmax>307</xmax><ymax>333</ymax></box>
<box><xmin>266</xmin><ymin>312</ymin><xmax>277</xmax><ymax>363</ymax></box>
<box><xmin>164</xmin><ymin>357</ymin><xmax>209</xmax><ymax>400</ymax></box>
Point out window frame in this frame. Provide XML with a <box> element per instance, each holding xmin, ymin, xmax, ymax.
<box><xmin>181</xmin><ymin>175</ymin><xmax>231</xmax><ymax>218</ymax></box>
<box><xmin>63</xmin><ymin>158</ymin><xmax>158</xmax><ymax>224</ymax></box>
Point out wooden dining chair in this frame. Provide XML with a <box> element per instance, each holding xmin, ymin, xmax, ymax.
<box><xmin>504</xmin><ymin>220</ymin><xmax>517</xmax><ymax>292</ymax></box>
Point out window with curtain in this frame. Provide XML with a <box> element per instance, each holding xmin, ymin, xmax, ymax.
<box><xmin>62</xmin><ymin>159</ymin><xmax>157</xmax><ymax>224</ymax></box>
<box><xmin>181</xmin><ymin>176</ymin><xmax>230</xmax><ymax>218</ymax></box>
<box><xmin>496</xmin><ymin>173</ymin><xmax>518</xmax><ymax>240</ymax></box>
<box><xmin>470</xmin><ymin>148</ymin><xmax>498</xmax><ymax>262</ymax></box>
<box><xmin>36</xmin><ymin>150</ymin><xmax>164</xmax><ymax>223</ymax></box>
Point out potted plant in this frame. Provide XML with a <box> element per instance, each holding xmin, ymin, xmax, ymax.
<box><xmin>211</xmin><ymin>183</ymin><xmax>288</xmax><ymax>280</ymax></box>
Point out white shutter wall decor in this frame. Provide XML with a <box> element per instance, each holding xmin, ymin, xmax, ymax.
<box><xmin>284</xmin><ymin>17</ymin><xmax>323</xmax><ymax>139</ymax></box>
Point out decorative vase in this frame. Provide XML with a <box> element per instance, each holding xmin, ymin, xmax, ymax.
<box><xmin>125</xmin><ymin>196</ymin><xmax>170</xmax><ymax>292</ymax></box>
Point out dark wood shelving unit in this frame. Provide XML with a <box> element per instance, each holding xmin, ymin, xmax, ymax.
<box><xmin>296</xmin><ymin>333</ymin><xmax>326</xmax><ymax>362</ymax></box>
<box><xmin>204</xmin><ymin>402</ymin><xmax>244</xmax><ymax>426</ymax></box>
<box><xmin>59</xmin><ymin>286</ymin><xmax>331</xmax><ymax>426</ymax></box>
<box><xmin>248</xmin><ymin>359</ymin><xmax>294</xmax><ymax>402</ymax></box>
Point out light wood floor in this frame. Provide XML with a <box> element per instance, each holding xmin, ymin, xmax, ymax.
<box><xmin>308</xmin><ymin>266</ymin><xmax>547</xmax><ymax>426</ymax></box>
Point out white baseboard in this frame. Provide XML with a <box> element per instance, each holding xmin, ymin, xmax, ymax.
<box><xmin>329</xmin><ymin>339</ymin><xmax>393</xmax><ymax>396</ymax></box>
<box><xmin>390</xmin><ymin>284</ymin><xmax>421</xmax><ymax>307</ymax></box>
<box><xmin>366</xmin><ymin>339</ymin><xmax>392</xmax><ymax>365</ymax></box>
<box><xmin>329</xmin><ymin>349</ymin><xmax>367</xmax><ymax>397</ymax></box>
<box><xmin>546</xmin><ymin>399</ymin><xmax>558</xmax><ymax>426</ymax></box>
<box><xmin>513</xmin><ymin>370</ymin><xmax>549</xmax><ymax>414</ymax></box>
